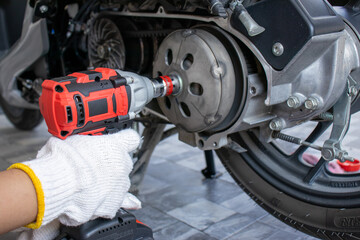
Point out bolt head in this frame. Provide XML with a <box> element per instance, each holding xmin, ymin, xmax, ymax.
<box><xmin>304</xmin><ymin>97</ymin><xmax>318</xmax><ymax>110</ymax></box>
<box><xmin>337</xmin><ymin>151</ymin><xmax>345</xmax><ymax>161</ymax></box>
<box><xmin>97</xmin><ymin>44</ymin><xmax>111</xmax><ymax>59</ymax></box>
<box><xmin>350</xmin><ymin>86</ymin><xmax>358</xmax><ymax>96</ymax></box>
<box><xmin>322</xmin><ymin>148</ymin><xmax>333</xmax><ymax>160</ymax></box>
<box><xmin>269</xmin><ymin>119</ymin><xmax>284</xmax><ymax>131</ymax></box>
<box><xmin>272</xmin><ymin>43</ymin><xmax>284</xmax><ymax>57</ymax></box>
<box><xmin>182</xmin><ymin>29</ymin><xmax>194</xmax><ymax>37</ymax></box>
<box><xmin>211</xmin><ymin>65</ymin><xmax>224</xmax><ymax>79</ymax></box>
<box><xmin>287</xmin><ymin>96</ymin><xmax>300</xmax><ymax>108</ymax></box>
<box><xmin>39</xmin><ymin>5</ymin><xmax>49</xmax><ymax>14</ymax></box>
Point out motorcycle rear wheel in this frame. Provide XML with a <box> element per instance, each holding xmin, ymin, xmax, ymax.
<box><xmin>0</xmin><ymin>94</ymin><xmax>43</xmax><ymax>130</ymax></box>
<box><xmin>216</xmin><ymin>125</ymin><xmax>360</xmax><ymax>240</ymax></box>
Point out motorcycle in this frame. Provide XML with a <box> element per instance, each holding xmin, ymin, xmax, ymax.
<box><xmin>1</xmin><ymin>0</ymin><xmax>360</xmax><ymax>239</ymax></box>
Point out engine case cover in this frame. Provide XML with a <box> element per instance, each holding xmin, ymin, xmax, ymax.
<box><xmin>153</xmin><ymin>29</ymin><xmax>238</xmax><ymax>133</ymax></box>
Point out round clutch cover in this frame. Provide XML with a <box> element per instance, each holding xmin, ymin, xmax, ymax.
<box><xmin>153</xmin><ymin>29</ymin><xmax>236</xmax><ymax>132</ymax></box>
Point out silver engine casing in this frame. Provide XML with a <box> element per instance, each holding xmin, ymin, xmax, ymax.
<box><xmin>144</xmin><ymin>8</ymin><xmax>360</xmax><ymax>150</ymax></box>
<box><xmin>2</xmin><ymin>2</ymin><xmax>360</xmax><ymax>152</ymax></box>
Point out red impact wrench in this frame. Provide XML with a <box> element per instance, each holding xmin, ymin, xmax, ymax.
<box><xmin>39</xmin><ymin>68</ymin><xmax>182</xmax><ymax>139</ymax></box>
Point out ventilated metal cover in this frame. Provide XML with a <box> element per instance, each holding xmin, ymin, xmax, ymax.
<box><xmin>88</xmin><ymin>18</ymin><xmax>126</xmax><ymax>69</ymax></box>
<box><xmin>153</xmin><ymin>29</ymin><xmax>238</xmax><ymax>133</ymax></box>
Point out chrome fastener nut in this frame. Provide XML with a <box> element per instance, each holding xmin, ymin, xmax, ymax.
<box><xmin>304</xmin><ymin>97</ymin><xmax>319</xmax><ymax>110</ymax></box>
<box><xmin>350</xmin><ymin>86</ymin><xmax>358</xmax><ymax>97</ymax></box>
<box><xmin>211</xmin><ymin>65</ymin><xmax>224</xmax><ymax>79</ymax></box>
<box><xmin>39</xmin><ymin>5</ymin><xmax>49</xmax><ymax>13</ymax></box>
<box><xmin>272</xmin><ymin>43</ymin><xmax>284</xmax><ymax>57</ymax></box>
<box><xmin>182</xmin><ymin>29</ymin><xmax>194</xmax><ymax>37</ymax></box>
<box><xmin>269</xmin><ymin>118</ymin><xmax>284</xmax><ymax>131</ymax></box>
<box><xmin>321</xmin><ymin>148</ymin><xmax>333</xmax><ymax>161</ymax></box>
<box><xmin>287</xmin><ymin>96</ymin><xmax>301</xmax><ymax>108</ymax></box>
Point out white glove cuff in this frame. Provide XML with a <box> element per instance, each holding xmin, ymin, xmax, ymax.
<box><xmin>8</xmin><ymin>154</ymin><xmax>76</xmax><ymax>229</ymax></box>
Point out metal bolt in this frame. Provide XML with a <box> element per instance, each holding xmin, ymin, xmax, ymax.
<box><xmin>287</xmin><ymin>96</ymin><xmax>301</xmax><ymax>108</ymax></box>
<box><xmin>39</xmin><ymin>5</ymin><xmax>49</xmax><ymax>14</ymax></box>
<box><xmin>229</xmin><ymin>0</ymin><xmax>240</xmax><ymax>10</ymax></box>
<box><xmin>322</xmin><ymin>148</ymin><xmax>334</xmax><ymax>161</ymax></box>
<box><xmin>182</xmin><ymin>29</ymin><xmax>194</xmax><ymax>37</ymax></box>
<box><xmin>205</xmin><ymin>116</ymin><xmax>216</xmax><ymax>125</ymax></box>
<box><xmin>272</xmin><ymin>43</ymin><xmax>284</xmax><ymax>57</ymax></box>
<box><xmin>250</xmin><ymin>86</ymin><xmax>257</xmax><ymax>95</ymax></box>
<box><xmin>337</xmin><ymin>151</ymin><xmax>345</xmax><ymax>162</ymax></box>
<box><xmin>211</xmin><ymin>65</ymin><xmax>224</xmax><ymax>79</ymax></box>
<box><xmin>318</xmin><ymin>112</ymin><xmax>334</xmax><ymax>121</ymax></box>
<box><xmin>304</xmin><ymin>97</ymin><xmax>319</xmax><ymax>110</ymax></box>
<box><xmin>349</xmin><ymin>86</ymin><xmax>358</xmax><ymax>96</ymax></box>
<box><xmin>269</xmin><ymin>118</ymin><xmax>284</xmax><ymax>131</ymax></box>
<box><xmin>97</xmin><ymin>45</ymin><xmax>107</xmax><ymax>59</ymax></box>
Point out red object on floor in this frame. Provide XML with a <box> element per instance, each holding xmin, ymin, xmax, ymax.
<box><xmin>337</xmin><ymin>159</ymin><xmax>360</xmax><ymax>172</ymax></box>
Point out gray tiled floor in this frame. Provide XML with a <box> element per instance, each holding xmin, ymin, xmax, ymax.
<box><xmin>6</xmin><ymin>110</ymin><xmax>360</xmax><ymax>239</ymax></box>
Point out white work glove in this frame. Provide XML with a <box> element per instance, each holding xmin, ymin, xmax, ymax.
<box><xmin>9</xmin><ymin>129</ymin><xmax>141</xmax><ymax>240</ymax></box>
<box><xmin>17</xmin><ymin>220</ymin><xmax>60</xmax><ymax>240</ymax></box>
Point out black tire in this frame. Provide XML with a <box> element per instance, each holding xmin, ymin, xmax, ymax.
<box><xmin>216</xmin><ymin>128</ymin><xmax>360</xmax><ymax>240</ymax></box>
<box><xmin>0</xmin><ymin>94</ymin><xmax>43</xmax><ymax>130</ymax></box>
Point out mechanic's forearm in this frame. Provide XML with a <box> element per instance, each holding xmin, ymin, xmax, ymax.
<box><xmin>0</xmin><ymin>169</ymin><xmax>37</xmax><ymax>234</ymax></box>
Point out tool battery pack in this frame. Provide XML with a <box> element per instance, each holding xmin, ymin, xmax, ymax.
<box><xmin>56</xmin><ymin>208</ymin><xmax>153</xmax><ymax>240</ymax></box>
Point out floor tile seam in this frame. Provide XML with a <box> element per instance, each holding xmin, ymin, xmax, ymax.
<box><xmin>145</xmin><ymin>203</ymin><xmax>193</xmax><ymax>230</ymax></box>
<box><xmin>221</xmin><ymin>214</ymin><xmax>269</xmax><ymax>240</ymax></box>
<box><xmin>156</xmin><ymin>202</ymin><xmax>215</xmax><ymax>232</ymax></box>
<box><xmin>152</xmin><ymin>220</ymin><xmax>179</xmax><ymax>234</ymax></box>
<box><xmin>200</xmin><ymin>212</ymin><xmax>239</xmax><ymax>231</ymax></box>
<box><xmin>200</xmin><ymin>231</ymin><xmax>221</xmax><ymax>240</ymax></box>
<box><xmin>152</xmin><ymin>214</ymin><xmax>220</xmax><ymax>240</ymax></box>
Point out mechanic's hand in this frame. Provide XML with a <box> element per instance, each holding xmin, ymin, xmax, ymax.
<box><xmin>9</xmin><ymin>129</ymin><xmax>141</xmax><ymax>237</ymax></box>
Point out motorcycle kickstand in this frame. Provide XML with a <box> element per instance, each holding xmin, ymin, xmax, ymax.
<box><xmin>202</xmin><ymin>150</ymin><xmax>222</xmax><ymax>179</ymax></box>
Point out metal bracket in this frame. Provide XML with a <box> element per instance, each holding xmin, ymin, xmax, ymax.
<box><xmin>321</xmin><ymin>78</ymin><xmax>357</xmax><ymax>162</ymax></box>
<box><xmin>273</xmin><ymin>77</ymin><xmax>359</xmax><ymax>162</ymax></box>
